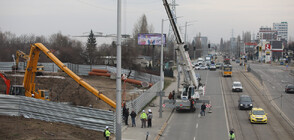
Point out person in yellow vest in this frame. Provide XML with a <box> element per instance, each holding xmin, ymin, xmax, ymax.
<box><xmin>104</xmin><ymin>126</ymin><xmax>111</xmax><ymax>140</ymax></box>
<box><xmin>140</xmin><ymin>110</ymin><xmax>147</xmax><ymax>128</ymax></box>
<box><xmin>229</xmin><ymin>129</ymin><xmax>235</xmax><ymax>140</ymax></box>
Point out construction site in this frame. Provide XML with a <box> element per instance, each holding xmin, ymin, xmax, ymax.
<box><xmin>0</xmin><ymin>43</ymin><xmax>157</xmax><ymax>139</ymax></box>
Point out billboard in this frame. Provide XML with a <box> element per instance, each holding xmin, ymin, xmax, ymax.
<box><xmin>138</xmin><ymin>33</ymin><xmax>166</xmax><ymax>46</ymax></box>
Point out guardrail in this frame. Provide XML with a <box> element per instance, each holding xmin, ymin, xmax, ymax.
<box><xmin>0</xmin><ymin>94</ymin><xmax>115</xmax><ymax>133</ymax></box>
<box><xmin>249</xmin><ymin>68</ymin><xmax>263</xmax><ymax>85</ymax></box>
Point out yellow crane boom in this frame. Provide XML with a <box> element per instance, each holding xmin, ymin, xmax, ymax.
<box><xmin>24</xmin><ymin>43</ymin><xmax>116</xmax><ymax>108</ymax></box>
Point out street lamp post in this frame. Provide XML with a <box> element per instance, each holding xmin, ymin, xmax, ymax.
<box><xmin>159</xmin><ymin>17</ymin><xmax>181</xmax><ymax>118</ymax></box>
<box><xmin>116</xmin><ymin>0</ymin><xmax>122</xmax><ymax>139</ymax></box>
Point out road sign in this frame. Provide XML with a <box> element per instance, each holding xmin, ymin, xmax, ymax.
<box><xmin>265</xmin><ymin>44</ymin><xmax>271</xmax><ymax>50</ymax></box>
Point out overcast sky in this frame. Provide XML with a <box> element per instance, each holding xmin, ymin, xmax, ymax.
<box><xmin>0</xmin><ymin>0</ymin><xmax>293</xmax><ymax>44</ymax></box>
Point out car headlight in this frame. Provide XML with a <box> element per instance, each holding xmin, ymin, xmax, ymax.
<box><xmin>249</xmin><ymin>104</ymin><xmax>252</xmax><ymax>106</ymax></box>
<box><xmin>264</xmin><ymin>116</ymin><xmax>267</xmax><ymax>119</ymax></box>
<box><xmin>240</xmin><ymin>104</ymin><xmax>243</xmax><ymax>106</ymax></box>
<box><xmin>251</xmin><ymin>116</ymin><xmax>255</xmax><ymax>119</ymax></box>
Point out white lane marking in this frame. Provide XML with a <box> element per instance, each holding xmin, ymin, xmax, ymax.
<box><xmin>220</xmin><ymin>76</ymin><xmax>230</xmax><ymax>138</ymax></box>
<box><xmin>196</xmin><ymin>123</ymin><xmax>198</xmax><ymax>128</ymax></box>
<box><xmin>194</xmin><ymin>137</ymin><xmax>196</xmax><ymax>140</ymax></box>
<box><xmin>198</xmin><ymin>113</ymin><xmax>201</xmax><ymax>118</ymax></box>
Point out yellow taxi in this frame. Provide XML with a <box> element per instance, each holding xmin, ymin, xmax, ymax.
<box><xmin>249</xmin><ymin>108</ymin><xmax>268</xmax><ymax>124</ymax></box>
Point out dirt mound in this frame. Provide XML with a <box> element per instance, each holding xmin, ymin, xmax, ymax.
<box><xmin>0</xmin><ymin>115</ymin><xmax>104</xmax><ymax>140</ymax></box>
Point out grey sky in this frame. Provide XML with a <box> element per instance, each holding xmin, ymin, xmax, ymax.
<box><xmin>0</xmin><ymin>0</ymin><xmax>293</xmax><ymax>44</ymax></box>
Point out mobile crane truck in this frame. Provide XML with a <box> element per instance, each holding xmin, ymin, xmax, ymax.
<box><xmin>162</xmin><ymin>0</ymin><xmax>204</xmax><ymax>112</ymax></box>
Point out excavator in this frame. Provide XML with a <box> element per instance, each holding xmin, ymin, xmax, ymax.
<box><xmin>12</xmin><ymin>50</ymin><xmax>44</xmax><ymax>75</ymax></box>
<box><xmin>0</xmin><ymin>72</ymin><xmax>10</xmax><ymax>95</ymax></box>
<box><xmin>9</xmin><ymin>43</ymin><xmax>116</xmax><ymax>108</ymax></box>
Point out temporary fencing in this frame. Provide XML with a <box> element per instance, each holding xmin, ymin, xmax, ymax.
<box><xmin>0</xmin><ymin>94</ymin><xmax>115</xmax><ymax>133</ymax></box>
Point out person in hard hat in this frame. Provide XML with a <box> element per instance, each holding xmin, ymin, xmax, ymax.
<box><xmin>147</xmin><ymin>109</ymin><xmax>153</xmax><ymax>127</ymax></box>
<box><xmin>140</xmin><ymin>110</ymin><xmax>147</xmax><ymax>128</ymax></box>
<box><xmin>229</xmin><ymin>129</ymin><xmax>235</xmax><ymax>140</ymax></box>
<box><xmin>104</xmin><ymin>126</ymin><xmax>111</xmax><ymax>140</ymax></box>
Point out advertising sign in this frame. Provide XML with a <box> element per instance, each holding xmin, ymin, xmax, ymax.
<box><xmin>138</xmin><ymin>33</ymin><xmax>166</xmax><ymax>46</ymax></box>
<box><xmin>265</xmin><ymin>44</ymin><xmax>271</xmax><ymax>50</ymax></box>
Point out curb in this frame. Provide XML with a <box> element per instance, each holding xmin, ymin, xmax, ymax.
<box><xmin>154</xmin><ymin>108</ymin><xmax>175</xmax><ymax>140</ymax></box>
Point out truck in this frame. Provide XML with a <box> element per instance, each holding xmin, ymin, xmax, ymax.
<box><xmin>9</xmin><ymin>43</ymin><xmax>116</xmax><ymax>108</ymax></box>
<box><xmin>163</xmin><ymin>0</ymin><xmax>203</xmax><ymax>112</ymax></box>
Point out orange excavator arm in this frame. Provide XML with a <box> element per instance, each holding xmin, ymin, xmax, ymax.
<box><xmin>0</xmin><ymin>72</ymin><xmax>10</xmax><ymax>95</ymax></box>
<box><xmin>25</xmin><ymin>43</ymin><xmax>116</xmax><ymax>108</ymax></box>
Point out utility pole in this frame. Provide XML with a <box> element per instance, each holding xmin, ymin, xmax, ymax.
<box><xmin>116</xmin><ymin>0</ymin><xmax>122</xmax><ymax>139</ymax></box>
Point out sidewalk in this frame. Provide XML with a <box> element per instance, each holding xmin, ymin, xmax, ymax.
<box><xmin>121</xmin><ymin>76</ymin><xmax>178</xmax><ymax>140</ymax></box>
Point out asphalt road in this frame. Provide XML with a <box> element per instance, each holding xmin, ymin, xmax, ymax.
<box><xmin>160</xmin><ymin>69</ymin><xmax>229</xmax><ymax>140</ymax></box>
<box><xmin>160</xmin><ymin>60</ymin><xmax>294</xmax><ymax>140</ymax></box>
<box><xmin>222</xmin><ymin>62</ymin><xmax>294</xmax><ymax>140</ymax></box>
<box><xmin>248</xmin><ymin>62</ymin><xmax>294</xmax><ymax>124</ymax></box>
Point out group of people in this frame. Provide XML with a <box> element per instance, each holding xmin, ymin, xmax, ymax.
<box><xmin>123</xmin><ymin>105</ymin><xmax>137</xmax><ymax>127</ymax></box>
<box><xmin>122</xmin><ymin>104</ymin><xmax>153</xmax><ymax>128</ymax></box>
<box><xmin>168</xmin><ymin>90</ymin><xmax>175</xmax><ymax>100</ymax></box>
<box><xmin>140</xmin><ymin>109</ymin><xmax>153</xmax><ymax>128</ymax></box>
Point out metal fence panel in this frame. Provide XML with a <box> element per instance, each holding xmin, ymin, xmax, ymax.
<box><xmin>0</xmin><ymin>94</ymin><xmax>115</xmax><ymax>133</ymax></box>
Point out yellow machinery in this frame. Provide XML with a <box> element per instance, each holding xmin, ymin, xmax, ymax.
<box><xmin>222</xmin><ymin>64</ymin><xmax>232</xmax><ymax>77</ymax></box>
<box><xmin>10</xmin><ymin>43</ymin><xmax>116</xmax><ymax>108</ymax></box>
<box><xmin>12</xmin><ymin>50</ymin><xmax>44</xmax><ymax>74</ymax></box>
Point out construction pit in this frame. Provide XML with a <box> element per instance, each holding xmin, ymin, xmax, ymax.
<box><xmin>0</xmin><ymin>71</ymin><xmax>142</xmax><ymax>139</ymax></box>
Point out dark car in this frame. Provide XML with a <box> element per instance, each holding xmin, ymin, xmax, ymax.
<box><xmin>285</xmin><ymin>84</ymin><xmax>294</xmax><ymax>93</ymax></box>
<box><xmin>238</xmin><ymin>95</ymin><xmax>253</xmax><ymax>110</ymax></box>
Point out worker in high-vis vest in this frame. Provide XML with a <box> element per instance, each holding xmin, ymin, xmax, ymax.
<box><xmin>104</xmin><ymin>126</ymin><xmax>111</xmax><ymax>140</ymax></box>
<box><xmin>140</xmin><ymin>110</ymin><xmax>147</xmax><ymax>128</ymax></box>
<box><xmin>229</xmin><ymin>129</ymin><xmax>235</xmax><ymax>140</ymax></box>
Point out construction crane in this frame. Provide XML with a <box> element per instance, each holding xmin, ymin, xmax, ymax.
<box><xmin>162</xmin><ymin>0</ymin><xmax>201</xmax><ymax>111</ymax></box>
<box><xmin>10</xmin><ymin>43</ymin><xmax>116</xmax><ymax>108</ymax></box>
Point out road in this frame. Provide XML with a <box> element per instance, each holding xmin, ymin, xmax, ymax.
<box><xmin>160</xmin><ymin>60</ymin><xmax>294</xmax><ymax>140</ymax></box>
<box><xmin>248</xmin><ymin>62</ymin><xmax>294</xmax><ymax>124</ymax></box>
<box><xmin>161</xmin><ymin>69</ymin><xmax>229</xmax><ymax>140</ymax></box>
<box><xmin>222</xmin><ymin>62</ymin><xmax>294</xmax><ymax>140</ymax></box>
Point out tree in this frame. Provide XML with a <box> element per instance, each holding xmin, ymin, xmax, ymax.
<box><xmin>85</xmin><ymin>30</ymin><xmax>97</xmax><ymax>64</ymax></box>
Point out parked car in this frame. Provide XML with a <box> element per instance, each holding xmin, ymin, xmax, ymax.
<box><xmin>194</xmin><ymin>65</ymin><xmax>201</xmax><ymax>70</ymax></box>
<box><xmin>199</xmin><ymin>65</ymin><xmax>208</xmax><ymax>70</ymax></box>
<box><xmin>236</xmin><ymin>59</ymin><xmax>240</xmax><ymax>63</ymax></box>
<box><xmin>209</xmin><ymin>64</ymin><xmax>216</xmax><ymax>71</ymax></box>
<box><xmin>238</xmin><ymin>95</ymin><xmax>253</xmax><ymax>110</ymax></box>
<box><xmin>285</xmin><ymin>84</ymin><xmax>294</xmax><ymax>93</ymax></box>
<box><xmin>249</xmin><ymin>108</ymin><xmax>268</xmax><ymax>124</ymax></box>
<box><xmin>232</xmin><ymin>81</ymin><xmax>243</xmax><ymax>92</ymax></box>
<box><xmin>215</xmin><ymin>63</ymin><xmax>221</xmax><ymax>69</ymax></box>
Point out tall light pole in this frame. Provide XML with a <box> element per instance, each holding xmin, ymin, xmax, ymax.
<box><xmin>160</xmin><ymin>17</ymin><xmax>181</xmax><ymax>118</ymax></box>
<box><xmin>184</xmin><ymin>20</ymin><xmax>197</xmax><ymax>43</ymax></box>
<box><xmin>116</xmin><ymin>0</ymin><xmax>122</xmax><ymax>139</ymax></box>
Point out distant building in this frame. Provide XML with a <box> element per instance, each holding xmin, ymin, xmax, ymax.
<box><xmin>273</xmin><ymin>22</ymin><xmax>288</xmax><ymax>41</ymax></box>
<box><xmin>257</xmin><ymin>27</ymin><xmax>278</xmax><ymax>41</ymax></box>
<box><xmin>194</xmin><ymin>36</ymin><xmax>208</xmax><ymax>56</ymax></box>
